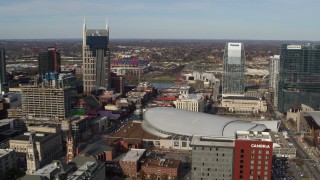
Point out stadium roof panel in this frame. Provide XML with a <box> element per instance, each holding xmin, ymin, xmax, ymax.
<box><xmin>142</xmin><ymin>107</ymin><xmax>267</xmax><ymax>138</ymax></box>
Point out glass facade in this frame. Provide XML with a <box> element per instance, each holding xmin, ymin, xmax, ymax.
<box><xmin>38</xmin><ymin>48</ymin><xmax>61</xmax><ymax>76</ymax></box>
<box><xmin>0</xmin><ymin>46</ymin><xmax>6</xmax><ymax>93</ymax></box>
<box><xmin>278</xmin><ymin>44</ymin><xmax>320</xmax><ymax>112</ymax></box>
<box><xmin>222</xmin><ymin>42</ymin><xmax>245</xmax><ymax>96</ymax></box>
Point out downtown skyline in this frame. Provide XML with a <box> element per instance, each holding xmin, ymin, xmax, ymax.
<box><xmin>0</xmin><ymin>0</ymin><xmax>319</xmax><ymax>40</ymax></box>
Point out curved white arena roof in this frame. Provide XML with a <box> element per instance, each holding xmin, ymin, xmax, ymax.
<box><xmin>142</xmin><ymin>107</ymin><xmax>267</xmax><ymax>138</ymax></box>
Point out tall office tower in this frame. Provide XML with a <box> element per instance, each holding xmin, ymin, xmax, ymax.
<box><xmin>0</xmin><ymin>46</ymin><xmax>6</xmax><ymax>93</ymax></box>
<box><xmin>21</xmin><ymin>73</ymin><xmax>77</xmax><ymax>119</ymax></box>
<box><xmin>268</xmin><ymin>55</ymin><xmax>280</xmax><ymax>109</ymax></box>
<box><xmin>222</xmin><ymin>42</ymin><xmax>245</xmax><ymax>96</ymax></box>
<box><xmin>38</xmin><ymin>47</ymin><xmax>61</xmax><ymax>76</ymax></box>
<box><xmin>82</xmin><ymin>19</ymin><xmax>110</xmax><ymax>93</ymax></box>
<box><xmin>190</xmin><ymin>136</ymin><xmax>235</xmax><ymax>180</ymax></box>
<box><xmin>278</xmin><ymin>44</ymin><xmax>320</xmax><ymax>112</ymax></box>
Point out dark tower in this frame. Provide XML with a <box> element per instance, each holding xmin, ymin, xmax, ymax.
<box><xmin>38</xmin><ymin>47</ymin><xmax>61</xmax><ymax>76</ymax></box>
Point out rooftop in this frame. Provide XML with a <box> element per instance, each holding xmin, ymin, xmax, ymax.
<box><xmin>111</xmin><ymin>121</ymin><xmax>160</xmax><ymax>140</ymax></box>
<box><xmin>80</xmin><ymin>139</ymin><xmax>113</xmax><ymax>156</ymax></box>
<box><xmin>121</xmin><ymin>149</ymin><xmax>146</xmax><ymax>162</ymax></box>
<box><xmin>0</xmin><ymin>149</ymin><xmax>14</xmax><ymax>158</ymax></box>
<box><xmin>142</xmin><ymin>107</ymin><xmax>267</xmax><ymax>138</ymax></box>
<box><xmin>222</xmin><ymin>96</ymin><xmax>260</xmax><ymax>100</ymax></box>
<box><xmin>269</xmin><ymin>131</ymin><xmax>291</xmax><ymax>148</ymax></box>
<box><xmin>236</xmin><ymin>131</ymin><xmax>272</xmax><ymax>141</ymax></box>
<box><xmin>190</xmin><ymin>135</ymin><xmax>235</xmax><ymax>147</ymax></box>
<box><xmin>142</xmin><ymin>158</ymin><xmax>180</xmax><ymax>169</ymax></box>
<box><xmin>11</xmin><ymin>132</ymin><xmax>51</xmax><ymax>142</ymax></box>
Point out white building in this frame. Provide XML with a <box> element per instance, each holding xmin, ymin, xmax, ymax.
<box><xmin>176</xmin><ymin>86</ymin><xmax>205</xmax><ymax>112</ymax></box>
<box><xmin>269</xmin><ymin>55</ymin><xmax>280</xmax><ymax>108</ymax></box>
<box><xmin>221</xmin><ymin>96</ymin><xmax>267</xmax><ymax>114</ymax></box>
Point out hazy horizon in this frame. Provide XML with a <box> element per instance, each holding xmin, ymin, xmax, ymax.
<box><xmin>1</xmin><ymin>0</ymin><xmax>319</xmax><ymax>40</ymax></box>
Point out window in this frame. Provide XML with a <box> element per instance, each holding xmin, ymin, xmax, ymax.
<box><xmin>240</xmin><ymin>165</ymin><xmax>243</xmax><ymax>169</ymax></box>
<box><xmin>258</xmin><ymin>150</ymin><xmax>262</xmax><ymax>154</ymax></box>
<box><xmin>174</xmin><ymin>141</ymin><xmax>179</xmax><ymax>147</ymax></box>
<box><xmin>265</xmin><ymin>166</ymin><xmax>268</xmax><ymax>170</ymax></box>
<box><xmin>182</xmin><ymin>142</ymin><xmax>187</xmax><ymax>147</ymax></box>
<box><xmin>240</xmin><ymin>160</ymin><xmax>243</xmax><ymax>163</ymax></box>
<box><xmin>241</xmin><ymin>155</ymin><xmax>244</xmax><ymax>158</ymax></box>
<box><xmin>266</xmin><ymin>150</ymin><xmax>269</xmax><ymax>154</ymax></box>
<box><xmin>251</xmin><ymin>160</ymin><xmax>254</xmax><ymax>164</ymax></box>
<box><xmin>241</xmin><ymin>149</ymin><xmax>244</xmax><ymax>153</ymax></box>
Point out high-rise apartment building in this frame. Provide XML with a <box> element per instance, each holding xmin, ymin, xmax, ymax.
<box><xmin>278</xmin><ymin>44</ymin><xmax>320</xmax><ymax>112</ymax></box>
<box><xmin>0</xmin><ymin>46</ymin><xmax>6</xmax><ymax>93</ymax></box>
<box><xmin>268</xmin><ymin>55</ymin><xmax>280</xmax><ymax>109</ymax></box>
<box><xmin>83</xmin><ymin>20</ymin><xmax>110</xmax><ymax>93</ymax></box>
<box><xmin>38</xmin><ymin>47</ymin><xmax>61</xmax><ymax>76</ymax></box>
<box><xmin>222</xmin><ymin>42</ymin><xmax>245</xmax><ymax>96</ymax></box>
<box><xmin>21</xmin><ymin>73</ymin><xmax>77</xmax><ymax>119</ymax></box>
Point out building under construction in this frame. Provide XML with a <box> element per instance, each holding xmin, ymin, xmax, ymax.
<box><xmin>21</xmin><ymin>73</ymin><xmax>77</xmax><ymax>120</ymax></box>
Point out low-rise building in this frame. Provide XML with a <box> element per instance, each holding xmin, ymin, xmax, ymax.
<box><xmin>70</xmin><ymin>156</ymin><xmax>105</xmax><ymax>180</ymax></box>
<box><xmin>119</xmin><ymin>149</ymin><xmax>146</xmax><ymax>178</ymax></box>
<box><xmin>269</xmin><ymin>131</ymin><xmax>296</xmax><ymax>159</ymax></box>
<box><xmin>141</xmin><ymin>158</ymin><xmax>180</xmax><ymax>179</ymax></box>
<box><xmin>9</xmin><ymin>125</ymin><xmax>63</xmax><ymax>171</ymax></box>
<box><xmin>176</xmin><ymin>86</ymin><xmax>205</xmax><ymax>112</ymax></box>
<box><xmin>221</xmin><ymin>96</ymin><xmax>267</xmax><ymax>113</ymax></box>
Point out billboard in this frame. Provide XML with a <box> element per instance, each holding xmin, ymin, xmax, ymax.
<box><xmin>287</xmin><ymin>45</ymin><xmax>301</xmax><ymax>50</ymax></box>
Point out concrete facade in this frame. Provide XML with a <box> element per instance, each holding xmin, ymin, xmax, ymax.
<box><xmin>190</xmin><ymin>136</ymin><xmax>235</xmax><ymax>180</ymax></box>
<box><xmin>221</xmin><ymin>96</ymin><xmax>267</xmax><ymax>114</ymax></box>
<box><xmin>9</xmin><ymin>125</ymin><xmax>63</xmax><ymax>171</ymax></box>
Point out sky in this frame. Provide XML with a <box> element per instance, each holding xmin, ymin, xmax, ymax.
<box><xmin>0</xmin><ymin>0</ymin><xmax>319</xmax><ymax>40</ymax></box>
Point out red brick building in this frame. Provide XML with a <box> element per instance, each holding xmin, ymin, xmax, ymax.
<box><xmin>234</xmin><ymin>140</ymin><xmax>273</xmax><ymax>180</ymax></box>
<box><xmin>141</xmin><ymin>158</ymin><xmax>180</xmax><ymax>179</ymax></box>
<box><xmin>119</xmin><ymin>149</ymin><xmax>146</xmax><ymax>178</ymax></box>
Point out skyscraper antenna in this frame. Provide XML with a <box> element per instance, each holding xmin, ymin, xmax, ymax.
<box><xmin>83</xmin><ymin>18</ymin><xmax>86</xmax><ymax>30</ymax></box>
<box><xmin>106</xmin><ymin>18</ymin><xmax>109</xmax><ymax>30</ymax></box>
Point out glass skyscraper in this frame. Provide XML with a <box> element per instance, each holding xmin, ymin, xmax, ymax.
<box><xmin>0</xmin><ymin>46</ymin><xmax>6</xmax><ymax>93</ymax></box>
<box><xmin>38</xmin><ymin>47</ymin><xmax>61</xmax><ymax>76</ymax></box>
<box><xmin>278</xmin><ymin>44</ymin><xmax>320</xmax><ymax>112</ymax></box>
<box><xmin>82</xmin><ymin>20</ymin><xmax>110</xmax><ymax>93</ymax></box>
<box><xmin>222</xmin><ymin>42</ymin><xmax>245</xmax><ymax>96</ymax></box>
